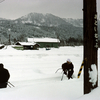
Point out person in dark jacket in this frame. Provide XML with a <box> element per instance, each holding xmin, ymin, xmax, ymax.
<box><xmin>0</xmin><ymin>63</ymin><xmax>10</xmax><ymax>88</ymax></box>
<box><xmin>62</xmin><ymin>59</ymin><xmax>74</xmax><ymax>79</ymax></box>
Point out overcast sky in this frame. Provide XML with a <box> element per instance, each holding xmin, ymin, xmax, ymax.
<box><xmin>0</xmin><ymin>0</ymin><xmax>100</xmax><ymax>20</ymax></box>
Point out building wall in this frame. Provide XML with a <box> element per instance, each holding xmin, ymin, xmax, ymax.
<box><xmin>37</xmin><ymin>42</ymin><xmax>59</xmax><ymax>48</ymax></box>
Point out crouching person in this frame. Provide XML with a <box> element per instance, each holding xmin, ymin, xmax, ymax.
<box><xmin>62</xmin><ymin>59</ymin><xmax>74</xmax><ymax>79</ymax></box>
<box><xmin>0</xmin><ymin>63</ymin><xmax>10</xmax><ymax>88</ymax></box>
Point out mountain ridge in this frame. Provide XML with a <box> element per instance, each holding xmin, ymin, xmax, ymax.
<box><xmin>0</xmin><ymin>12</ymin><xmax>100</xmax><ymax>46</ymax></box>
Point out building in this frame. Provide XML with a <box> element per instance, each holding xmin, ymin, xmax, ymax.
<box><xmin>28</xmin><ymin>37</ymin><xmax>60</xmax><ymax>48</ymax></box>
<box><xmin>13</xmin><ymin>42</ymin><xmax>39</xmax><ymax>50</ymax></box>
<box><xmin>0</xmin><ymin>44</ymin><xmax>5</xmax><ymax>49</ymax></box>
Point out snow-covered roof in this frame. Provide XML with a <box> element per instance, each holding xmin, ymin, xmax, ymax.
<box><xmin>0</xmin><ymin>44</ymin><xmax>4</xmax><ymax>46</ymax></box>
<box><xmin>28</xmin><ymin>38</ymin><xmax>60</xmax><ymax>43</ymax></box>
<box><xmin>16</xmin><ymin>42</ymin><xmax>37</xmax><ymax>46</ymax></box>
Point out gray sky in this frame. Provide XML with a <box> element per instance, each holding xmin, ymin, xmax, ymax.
<box><xmin>0</xmin><ymin>0</ymin><xmax>100</xmax><ymax>20</ymax></box>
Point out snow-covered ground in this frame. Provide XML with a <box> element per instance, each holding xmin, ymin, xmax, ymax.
<box><xmin>0</xmin><ymin>46</ymin><xmax>100</xmax><ymax>100</ymax></box>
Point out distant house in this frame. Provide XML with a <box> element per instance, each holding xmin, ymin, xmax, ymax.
<box><xmin>28</xmin><ymin>37</ymin><xmax>60</xmax><ymax>48</ymax></box>
<box><xmin>13</xmin><ymin>42</ymin><xmax>39</xmax><ymax>50</ymax></box>
<box><xmin>0</xmin><ymin>44</ymin><xmax>5</xmax><ymax>49</ymax></box>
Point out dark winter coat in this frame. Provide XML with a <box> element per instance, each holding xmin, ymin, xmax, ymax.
<box><xmin>62</xmin><ymin>62</ymin><xmax>74</xmax><ymax>79</ymax></box>
<box><xmin>0</xmin><ymin>64</ymin><xmax>10</xmax><ymax>88</ymax></box>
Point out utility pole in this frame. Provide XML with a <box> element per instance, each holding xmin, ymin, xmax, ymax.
<box><xmin>83</xmin><ymin>0</ymin><xmax>98</xmax><ymax>94</ymax></box>
<box><xmin>9</xmin><ymin>34</ymin><xmax>11</xmax><ymax>45</ymax></box>
<box><xmin>8</xmin><ymin>29</ymin><xmax>11</xmax><ymax>45</ymax></box>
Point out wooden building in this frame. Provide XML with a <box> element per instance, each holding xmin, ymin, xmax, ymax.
<box><xmin>28</xmin><ymin>38</ymin><xmax>60</xmax><ymax>48</ymax></box>
<box><xmin>13</xmin><ymin>42</ymin><xmax>39</xmax><ymax>50</ymax></box>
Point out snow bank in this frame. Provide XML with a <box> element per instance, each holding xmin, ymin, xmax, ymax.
<box><xmin>0</xmin><ymin>46</ymin><xmax>99</xmax><ymax>100</ymax></box>
<box><xmin>89</xmin><ymin>64</ymin><xmax>98</xmax><ymax>87</ymax></box>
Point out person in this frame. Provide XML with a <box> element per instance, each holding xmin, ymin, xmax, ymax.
<box><xmin>62</xmin><ymin>59</ymin><xmax>74</xmax><ymax>79</ymax></box>
<box><xmin>0</xmin><ymin>63</ymin><xmax>10</xmax><ymax>88</ymax></box>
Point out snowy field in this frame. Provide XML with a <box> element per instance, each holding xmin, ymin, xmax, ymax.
<box><xmin>0</xmin><ymin>46</ymin><xmax>100</xmax><ymax>100</ymax></box>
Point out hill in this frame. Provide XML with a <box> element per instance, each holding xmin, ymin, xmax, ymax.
<box><xmin>0</xmin><ymin>12</ymin><xmax>100</xmax><ymax>46</ymax></box>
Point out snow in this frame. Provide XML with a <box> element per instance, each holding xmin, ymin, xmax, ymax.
<box><xmin>41</xmin><ymin>19</ymin><xmax>45</xmax><ymax>23</ymax></box>
<box><xmin>0</xmin><ymin>46</ymin><xmax>100</xmax><ymax>100</ymax></box>
<box><xmin>0</xmin><ymin>44</ymin><xmax>4</xmax><ymax>46</ymax></box>
<box><xmin>22</xmin><ymin>21</ymin><xmax>32</xmax><ymax>24</ymax></box>
<box><xmin>89</xmin><ymin>64</ymin><xmax>98</xmax><ymax>87</ymax></box>
<box><xmin>14</xmin><ymin>42</ymin><xmax>37</xmax><ymax>46</ymax></box>
<box><xmin>28</xmin><ymin>37</ymin><xmax>60</xmax><ymax>43</ymax></box>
